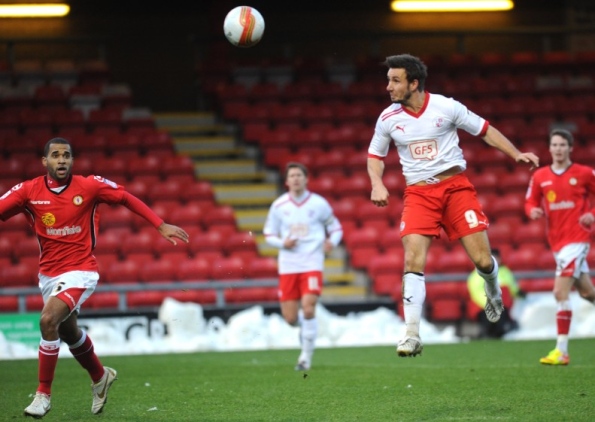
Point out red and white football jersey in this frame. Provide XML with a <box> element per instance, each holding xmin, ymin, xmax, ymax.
<box><xmin>263</xmin><ymin>191</ymin><xmax>342</xmax><ymax>274</ymax></box>
<box><xmin>368</xmin><ymin>92</ymin><xmax>489</xmax><ymax>185</ymax></box>
<box><xmin>525</xmin><ymin>163</ymin><xmax>595</xmax><ymax>252</ymax></box>
<box><xmin>0</xmin><ymin>175</ymin><xmax>162</xmax><ymax>277</ymax></box>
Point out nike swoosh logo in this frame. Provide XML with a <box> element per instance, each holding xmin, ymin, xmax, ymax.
<box><xmin>97</xmin><ymin>374</ymin><xmax>109</xmax><ymax>399</ymax></box>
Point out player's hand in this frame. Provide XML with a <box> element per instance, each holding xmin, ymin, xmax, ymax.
<box><xmin>323</xmin><ymin>239</ymin><xmax>334</xmax><ymax>254</ymax></box>
<box><xmin>529</xmin><ymin>207</ymin><xmax>544</xmax><ymax>220</ymax></box>
<box><xmin>515</xmin><ymin>152</ymin><xmax>539</xmax><ymax>170</ymax></box>
<box><xmin>158</xmin><ymin>223</ymin><xmax>189</xmax><ymax>245</ymax></box>
<box><xmin>578</xmin><ymin>212</ymin><xmax>595</xmax><ymax>228</ymax></box>
<box><xmin>283</xmin><ymin>236</ymin><xmax>298</xmax><ymax>249</ymax></box>
<box><xmin>371</xmin><ymin>185</ymin><xmax>389</xmax><ymax>207</ymax></box>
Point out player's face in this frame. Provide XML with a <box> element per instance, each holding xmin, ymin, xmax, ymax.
<box><xmin>43</xmin><ymin>143</ymin><xmax>73</xmax><ymax>181</ymax></box>
<box><xmin>549</xmin><ymin>135</ymin><xmax>571</xmax><ymax>163</ymax></box>
<box><xmin>386</xmin><ymin>68</ymin><xmax>414</xmax><ymax>105</ymax></box>
<box><xmin>286</xmin><ymin>167</ymin><xmax>307</xmax><ymax>194</ymax></box>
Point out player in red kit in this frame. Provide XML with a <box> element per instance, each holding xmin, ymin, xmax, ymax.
<box><xmin>0</xmin><ymin>138</ymin><xmax>189</xmax><ymax>418</ymax></box>
<box><xmin>525</xmin><ymin>129</ymin><xmax>595</xmax><ymax>365</ymax></box>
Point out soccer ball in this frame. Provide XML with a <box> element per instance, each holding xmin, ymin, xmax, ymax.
<box><xmin>223</xmin><ymin>6</ymin><xmax>265</xmax><ymax>48</ymax></box>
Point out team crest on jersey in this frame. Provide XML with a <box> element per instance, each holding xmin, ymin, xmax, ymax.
<box><xmin>569</xmin><ymin>177</ymin><xmax>577</xmax><ymax>186</ymax></box>
<box><xmin>73</xmin><ymin>195</ymin><xmax>83</xmax><ymax>206</ymax></box>
<box><xmin>546</xmin><ymin>190</ymin><xmax>556</xmax><ymax>202</ymax></box>
<box><xmin>41</xmin><ymin>212</ymin><xmax>56</xmax><ymax>226</ymax></box>
<box><xmin>433</xmin><ymin>117</ymin><xmax>444</xmax><ymax>128</ymax></box>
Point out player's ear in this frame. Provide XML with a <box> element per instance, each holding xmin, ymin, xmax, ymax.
<box><xmin>41</xmin><ymin>156</ymin><xmax>48</xmax><ymax>169</ymax></box>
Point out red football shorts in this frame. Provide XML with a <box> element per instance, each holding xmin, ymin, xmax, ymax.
<box><xmin>278</xmin><ymin>271</ymin><xmax>323</xmax><ymax>301</ymax></box>
<box><xmin>400</xmin><ymin>173</ymin><xmax>489</xmax><ymax>241</ymax></box>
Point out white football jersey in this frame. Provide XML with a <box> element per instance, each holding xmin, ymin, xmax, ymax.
<box><xmin>263</xmin><ymin>191</ymin><xmax>342</xmax><ymax>274</ymax></box>
<box><xmin>368</xmin><ymin>93</ymin><xmax>489</xmax><ymax>185</ymax></box>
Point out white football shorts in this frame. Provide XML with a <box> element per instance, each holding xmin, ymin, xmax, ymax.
<box><xmin>553</xmin><ymin>242</ymin><xmax>590</xmax><ymax>278</ymax></box>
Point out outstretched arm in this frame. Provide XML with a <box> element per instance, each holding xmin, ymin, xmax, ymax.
<box><xmin>482</xmin><ymin>125</ymin><xmax>540</xmax><ymax>169</ymax></box>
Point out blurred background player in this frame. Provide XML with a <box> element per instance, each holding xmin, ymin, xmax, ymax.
<box><xmin>525</xmin><ymin>128</ymin><xmax>595</xmax><ymax>366</ymax></box>
<box><xmin>263</xmin><ymin>162</ymin><xmax>343</xmax><ymax>371</ymax></box>
<box><xmin>467</xmin><ymin>248</ymin><xmax>525</xmax><ymax>338</ymax></box>
<box><xmin>367</xmin><ymin>54</ymin><xmax>539</xmax><ymax>357</ymax></box>
<box><xmin>0</xmin><ymin>138</ymin><xmax>189</xmax><ymax>418</ymax></box>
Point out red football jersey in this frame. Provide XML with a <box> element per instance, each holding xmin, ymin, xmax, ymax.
<box><xmin>525</xmin><ymin>163</ymin><xmax>595</xmax><ymax>252</ymax></box>
<box><xmin>0</xmin><ymin>175</ymin><xmax>162</xmax><ymax>277</ymax></box>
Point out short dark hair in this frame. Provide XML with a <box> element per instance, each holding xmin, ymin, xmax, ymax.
<box><xmin>284</xmin><ymin>162</ymin><xmax>308</xmax><ymax>179</ymax></box>
<box><xmin>383</xmin><ymin>54</ymin><xmax>428</xmax><ymax>91</ymax></box>
<box><xmin>44</xmin><ymin>137</ymin><xmax>72</xmax><ymax>157</ymax></box>
<box><xmin>549</xmin><ymin>128</ymin><xmax>574</xmax><ymax>147</ymax></box>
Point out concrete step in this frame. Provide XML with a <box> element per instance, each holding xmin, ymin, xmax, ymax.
<box><xmin>194</xmin><ymin>159</ymin><xmax>267</xmax><ymax>182</ymax></box>
<box><xmin>235</xmin><ymin>209</ymin><xmax>269</xmax><ymax>232</ymax></box>
<box><xmin>213</xmin><ymin>184</ymin><xmax>278</xmax><ymax>207</ymax></box>
<box><xmin>321</xmin><ymin>285</ymin><xmax>368</xmax><ymax>299</ymax></box>
<box><xmin>154</xmin><ymin>111</ymin><xmax>222</xmax><ymax>135</ymax></box>
<box><xmin>173</xmin><ymin>136</ymin><xmax>245</xmax><ymax>159</ymax></box>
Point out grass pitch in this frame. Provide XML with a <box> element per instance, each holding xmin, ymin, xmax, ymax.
<box><xmin>1</xmin><ymin>338</ymin><xmax>594</xmax><ymax>421</ymax></box>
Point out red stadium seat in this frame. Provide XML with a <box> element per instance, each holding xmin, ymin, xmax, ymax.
<box><xmin>180</xmin><ymin>181</ymin><xmax>215</xmax><ymax>203</ymax></box>
<box><xmin>202</xmin><ymin>205</ymin><xmax>237</xmax><ymax>231</ymax></box>
<box><xmin>25</xmin><ymin>295</ymin><xmax>45</xmax><ymax>311</ymax></box>
<box><xmin>119</xmin><ymin>231</ymin><xmax>156</xmax><ymax>256</ymax></box>
<box><xmin>350</xmin><ymin>246</ymin><xmax>380</xmax><ymax>270</ymax></box>
<box><xmin>1</xmin><ymin>262</ymin><xmax>37</xmax><ymax>287</ymax></box>
<box><xmin>433</xmin><ymin>247</ymin><xmax>474</xmax><ymax>274</ymax></box>
<box><xmin>187</xmin><ymin>230</ymin><xmax>224</xmax><ymax>255</ymax></box>
<box><xmin>165</xmin><ymin>289</ymin><xmax>217</xmax><ymax>305</ymax></box>
<box><xmin>146</xmin><ymin>179</ymin><xmax>186</xmax><ymax>203</ymax></box>
<box><xmin>246</xmin><ymin>257</ymin><xmax>278</xmax><ymax>279</ymax></box>
<box><xmin>103</xmin><ymin>259</ymin><xmax>141</xmax><ymax>284</ymax></box>
<box><xmin>168</xmin><ymin>202</ymin><xmax>204</xmax><ymax>227</ymax></box>
<box><xmin>127</xmin><ymin>290</ymin><xmax>167</xmax><ymax>308</ymax></box>
<box><xmin>368</xmin><ymin>253</ymin><xmax>404</xmax><ymax>296</ymax></box>
<box><xmin>161</xmin><ymin>155</ymin><xmax>195</xmax><ymax>178</ymax></box>
<box><xmin>176</xmin><ymin>257</ymin><xmax>212</xmax><ymax>281</ymax></box>
<box><xmin>343</xmin><ymin>226</ymin><xmax>379</xmax><ymax>250</ymax></box>
<box><xmin>128</xmin><ymin>155</ymin><xmax>161</xmax><ymax>178</ymax></box>
<box><xmin>0</xmin><ymin>296</ymin><xmax>19</xmax><ymax>312</ymax></box>
<box><xmin>85</xmin><ymin>292</ymin><xmax>120</xmax><ymax>310</ymax></box>
<box><xmin>224</xmin><ymin>287</ymin><xmax>278</xmax><ymax>303</ymax></box>
<box><xmin>335</xmin><ymin>173</ymin><xmax>369</xmax><ymax>199</ymax></box>
<box><xmin>223</xmin><ymin>231</ymin><xmax>258</xmax><ymax>256</ymax></box>
<box><xmin>519</xmin><ymin>277</ymin><xmax>554</xmax><ymax>293</ymax></box>
<box><xmin>506</xmin><ymin>245</ymin><xmax>548</xmax><ymax>271</ymax></box>
<box><xmin>489</xmin><ymin>194</ymin><xmax>525</xmax><ymax>219</ymax></box>
<box><xmin>512</xmin><ymin>220</ymin><xmax>547</xmax><ymax>247</ymax></box>
<box><xmin>211</xmin><ymin>256</ymin><xmax>246</xmax><ymax>280</ymax></box>
<box><xmin>379</xmin><ymin>227</ymin><xmax>402</xmax><ymax>253</ymax></box>
<box><xmin>426</xmin><ymin>298</ymin><xmax>465</xmax><ymax>322</ymax></box>
<box><xmin>93</xmin><ymin>155</ymin><xmax>128</xmax><ymax>182</ymax></box>
<box><xmin>13</xmin><ymin>237</ymin><xmax>41</xmax><ymax>258</ymax></box>
<box><xmin>94</xmin><ymin>231</ymin><xmax>123</xmax><ymax>256</ymax></box>
<box><xmin>138</xmin><ymin>259</ymin><xmax>177</xmax><ymax>283</ymax></box>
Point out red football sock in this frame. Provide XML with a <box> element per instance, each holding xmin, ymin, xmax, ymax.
<box><xmin>556</xmin><ymin>310</ymin><xmax>572</xmax><ymax>335</ymax></box>
<box><xmin>37</xmin><ymin>339</ymin><xmax>61</xmax><ymax>395</ymax></box>
<box><xmin>69</xmin><ymin>333</ymin><xmax>104</xmax><ymax>383</ymax></box>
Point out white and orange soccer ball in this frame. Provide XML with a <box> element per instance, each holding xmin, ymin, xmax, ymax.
<box><xmin>223</xmin><ymin>6</ymin><xmax>265</xmax><ymax>48</ymax></box>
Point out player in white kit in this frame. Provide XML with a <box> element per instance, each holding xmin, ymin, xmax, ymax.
<box><xmin>263</xmin><ymin>162</ymin><xmax>343</xmax><ymax>370</ymax></box>
<box><xmin>367</xmin><ymin>54</ymin><xmax>539</xmax><ymax>357</ymax></box>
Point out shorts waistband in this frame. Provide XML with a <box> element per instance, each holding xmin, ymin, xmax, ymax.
<box><xmin>410</xmin><ymin>167</ymin><xmax>464</xmax><ymax>186</ymax></box>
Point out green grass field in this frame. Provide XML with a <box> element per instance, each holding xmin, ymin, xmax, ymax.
<box><xmin>1</xmin><ymin>338</ymin><xmax>593</xmax><ymax>421</ymax></box>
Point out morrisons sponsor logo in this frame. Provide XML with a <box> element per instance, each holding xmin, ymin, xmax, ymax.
<box><xmin>46</xmin><ymin>225</ymin><xmax>82</xmax><ymax>236</ymax></box>
<box><xmin>550</xmin><ymin>201</ymin><xmax>575</xmax><ymax>210</ymax></box>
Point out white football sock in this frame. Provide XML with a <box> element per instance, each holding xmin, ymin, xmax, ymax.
<box><xmin>477</xmin><ymin>256</ymin><xmax>500</xmax><ymax>298</ymax></box>
<box><xmin>402</xmin><ymin>272</ymin><xmax>426</xmax><ymax>338</ymax></box>
<box><xmin>299</xmin><ymin>317</ymin><xmax>317</xmax><ymax>362</ymax></box>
